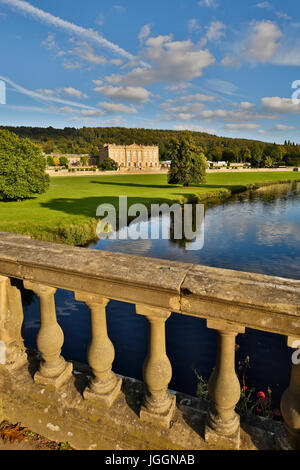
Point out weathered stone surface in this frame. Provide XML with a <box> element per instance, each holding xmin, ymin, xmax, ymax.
<box><xmin>0</xmin><ymin>232</ymin><xmax>300</xmax><ymax>449</ymax></box>
<box><xmin>0</xmin><ymin>233</ymin><xmax>190</xmax><ymax>311</ymax></box>
<box><xmin>0</xmin><ymin>275</ymin><xmax>27</xmax><ymax>371</ymax></box>
<box><xmin>0</xmin><ymin>356</ymin><xmax>281</xmax><ymax>450</ymax></box>
<box><xmin>181</xmin><ymin>264</ymin><xmax>300</xmax><ymax>336</ymax></box>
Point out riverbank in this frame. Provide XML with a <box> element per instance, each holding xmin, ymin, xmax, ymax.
<box><xmin>0</xmin><ymin>172</ymin><xmax>299</xmax><ymax>245</ymax></box>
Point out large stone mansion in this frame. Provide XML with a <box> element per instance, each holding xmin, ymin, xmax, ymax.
<box><xmin>98</xmin><ymin>143</ymin><xmax>160</xmax><ymax>169</ymax></box>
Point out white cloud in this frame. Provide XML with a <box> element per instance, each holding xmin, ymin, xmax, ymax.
<box><xmin>70</xmin><ymin>41</ymin><xmax>107</xmax><ymax>65</ymax></box>
<box><xmin>204</xmin><ymin>78</ymin><xmax>237</xmax><ymax>95</ymax></box>
<box><xmin>165</xmin><ymin>83</ymin><xmax>192</xmax><ymax>91</ymax></box>
<box><xmin>1</xmin><ymin>0</ymin><xmax>135</xmax><ymax>61</ymax></box>
<box><xmin>220</xmin><ymin>54</ymin><xmax>240</xmax><ymax>68</ymax></box>
<box><xmin>273</xmin><ymin>124</ymin><xmax>296</xmax><ymax>130</ymax></box>
<box><xmin>244</xmin><ymin>21</ymin><xmax>282</xmax><ymax>62</ymax></box>
<box><xmin>275</xmin><ymin>11</ymin><xmax>291</xmax><ymax>20</ymax></box>
<box><xmin>225</xmin><ymin>123</ymin><xmax>261</xmax><ymax>130</ymax></box>
<box><xmin>110</xmin><ymin>59</ymin><xmax>123</xmax><ymax>66</ymax></box>
<box><xmin>59</xmin><ymin>87</ymin><xmax>88</xmax><ymax>99</ymax></box>
<box><xmin>255</xmin><ymin>1</ymin><xmax>272</xmax><ymax>8</ymax></box>
<box><xmin>104</xmin><ymin>35</ymin><xmax>215</xmax><ymax>86</ymax></box>
<box><xmin>262</xmin><ymin>96</ymin><xmax>300</xmax><ymax>114</ymax></box>
<box><xmin>174</xmin><ymin>123</ymin><xmax>217</xmax><ymax>134</ymax></box>
<box><xmin>239</xmin><ymin>101</ymin><xmax>256</xmax><ymax>109</ymax></box>
<box><xmin>95</xmin><ymin>13</ymin><xmax>104</xmax><ymax>26</ymax></box>
<box><xmin>94</xmin><ymin>85</ymin><xmax>151</xmax><ymax>103</ymax></box>
<box><xmin>38</xmin><ymin>87</ymin><xmax>88</xmax><ymax>99</ymax></box>
<box><xmin>98</xmin><ymin>102</ymin><xmax>137</xmax><ymax>114</ymax></box>
<box><xmin>198</xmin><ymin>0</ymin><xmax>217</xmax><ymax>7</ymax></box>
<box><xmin>113</xmin><ymin>5</ymin><xmax>126</xmax><ymax>13</ymax></box>
<box><xmin>0</xmin><ymin>74</ymin><xmax>95</xmax><ymax>110</ymax></box>
<box><xmin>271</xmin><ymin>43</ymin><xmax>300</xmax><ymax>66</ymax></box>
<box><xmin>205</xmin><ymin>21</ymin><xmax>226</xmax><ymax>42</ymax></box>
<box><xmin>139</xmin><ymin>24</ymin><xmax>151</xmax><ymax>43</ymax></box>
<box><xmin>188</xmin><ymin>19</ymin><xmax>201</xmax><ymax>34</ymax></box>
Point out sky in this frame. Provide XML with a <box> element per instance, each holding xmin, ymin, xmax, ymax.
<box><xmin>0</xmin><ymin>0</ymin><xmax>300</xmax><ymax>143</ymax></box>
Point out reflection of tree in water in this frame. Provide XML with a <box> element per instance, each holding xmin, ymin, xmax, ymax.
<box><xmin>169</xmin><ymin>204</ymin><xmax>205</xmax><ymax>250</ymax></box>
<box><xmin>254</xmin><ymin>181</ymin><xmax>300</xmax><ymax>205</ymax></box>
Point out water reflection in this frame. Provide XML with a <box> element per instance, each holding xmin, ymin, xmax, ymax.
<box><xmin>23</xmin><ymin>183</ymin><xmax>300</xmax><ymax>405</ymax></box>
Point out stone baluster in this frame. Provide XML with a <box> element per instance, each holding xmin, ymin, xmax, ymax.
<box><xmin>136</xmin><ymin>304</ymin><xmax>176</xmax><ymax>428</ymax></box>
<box><xmin>0</xmin><ymin>276</ymin><xmax>27</xmax><ymax>371</ymax></box>
<box><xmin>278</xmin><ymin>336</ymin><xmax>300</xmax><ymax>450</ymax></box>
<box><xmin>23</xmin><ymin>281</ymin><xmax>72</xmax><ymax>388</ymax></box>
<box><xmin>75</xmin><ymin>292</ymin><xmax>122</xmax><ymax>407</ymax></box>
<box><xmin>205</xmin><ymin>319</ymin><xmax>245</xmax><ymax>449</ymax></box>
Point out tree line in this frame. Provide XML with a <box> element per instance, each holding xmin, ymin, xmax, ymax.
<box><xmin>1</xmin><ymin>125</ymin><xmax>300</xmax><ymax>168</ymax></box>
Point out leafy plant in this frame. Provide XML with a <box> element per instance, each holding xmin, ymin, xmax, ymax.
<box><xmin>0</xmin><ymin>421</ymin><xmax>29</xmax><ymax>444</ymax></box>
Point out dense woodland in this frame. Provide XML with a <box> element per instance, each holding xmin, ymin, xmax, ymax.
<box><xmin>1</xmin><ymin>125</ymin><xmax>300</xmax><ymax>167</ymax></box>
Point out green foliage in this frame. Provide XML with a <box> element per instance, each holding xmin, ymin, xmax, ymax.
<box><xmin>222</xmin><ymin>148</ymin><xmax>236</xmax><ymax>163</ymax></box>
<box><xmin>238</xmin><ymin>146</ymin><xmax>251</xmax><ymax>163</ymax></box>
<box><xmin>263</xmin><ymin>144</ymin><xmax>283</xmax><ymax>167</ymax></box>
<box><xmin>53</xmin><ymin>156</ymin><xmax>60</xmax><ymax>166</ymax></box>
<box><xmin>80</xmin><ymin>156</ymin><xmax>89</xmax><ymax>166</ymax></box>
<box><xmin>4</xmin><ymin>125</ymin><xmax>300</xmax><ymax>168</ymax></box>
<box><xmin>46</xmin><ymin>155</ymin><xmax>55</xmax><ymax>166</ymax></box>
<box><xmin>264</xmin><ymin>155</ymin><xmax>273</xmax><ymax>168</ymax></box>
<box><xmin>98</xmin><ymin>158</ymin><xmax>119</xmax><ymax>171</ymax></box>
<box><xmin>59</xmin><ymin>156</ymin><xmax>69</xmax><ymax>167</ymax></box>
<box><xmin>167</xmin><ymin>137</ymin><xmax>207</xmax><ymax>186</ymax></box>
<box><xmin>0</xmin><ymin>129</ymin><xmax>49</xmax><ymax>201</ymax></box>
<box><xmin>250</xmin><ymin>144</ymin><xmax>263</xmax><ymax>168</ymax></box>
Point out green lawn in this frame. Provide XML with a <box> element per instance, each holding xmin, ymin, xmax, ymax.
<box><xmin>0</xmin><ymin>171</ymin><xmax>299</xmax><ymax>244</ymax></box>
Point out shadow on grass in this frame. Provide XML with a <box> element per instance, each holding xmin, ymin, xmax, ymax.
<box><xmin>90</xmin><ymin>179</ymin><xmax>247</xmax><ymax>192</ymax></box>
<box><xmin>40</xmin><ymin>196</ymin><xmax>181</xmax><ymax>217</ymax></box>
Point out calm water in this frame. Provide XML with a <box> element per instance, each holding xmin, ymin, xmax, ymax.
<box><xmin>23</xmin><ymin>182</ymin><xmax>300</xmax><ymax>405</ymax></box>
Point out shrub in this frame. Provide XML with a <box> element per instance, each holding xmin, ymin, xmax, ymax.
<box><xmin>98</xmin><ymin>158</ymin><xmax>119</xmax><ymax>171</ymax></box>
<box><xmin>0</xmin><ymin>129</ymin><xmax>49</xmax><ymax>200</ymax></box>
<box><xmin>293</xmin><ymin>167</ymin><xmax>299</xmax><ymax>172</ymax></box>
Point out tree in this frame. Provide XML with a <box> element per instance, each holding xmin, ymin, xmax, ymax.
<box><xmin>0</xmin><ymin>130</ymin><xmax>49</xmax><ymax>200</ymax></box>
<box><xmin>80</xmin><ymin>156</ymin><xmax>89</xmax><ymax>166</ymax></box>
<box><xmin>222</xmin><ymin>148</ymin><xmax>236</xmax><ymax>163</ymax></box>
<box><xmin>46</xmin><ymin>155</ymin><xmax>55</xmax><ymax>166</ymax></box>
<box><xmin>59</xmin><ymin>156</ymin><xmax>69</xmax><ymax>167</ymax></box>
<box><xmin>53</xmin><ymin>157</ymin><xmax>60</xmax><ymax>166</ymax></box>
<box><xmin>263</xmin><ymin>144</ymin><xmax>283</xmax><ymax>167</ymax></box>
<box><xmin>264</xmin><ymin>155</ymin><xmax>273</xmax><ymax>168</ymax></box>
<box><xmin>98</xmin><ymin>158</ymin><xmax>119</xmax><ymax>171</ymax></box>
<box><xmin>250</xmin><ymin>144</ymin><xmax>263</xmax><ymax>168</ymax></box>
<box><xmin>238</xmin><ymin>146</ymin><xmax>251</xmax><ymax>163</ymax></box>
<box><xmin>207</xmin><ymin>145</ymin><xmax>223</xmax><ymax>162</ymax></box>
<box><xmin>167</xmin><ymin>137</ymin><xmax>207</xmax><ymax>187</ymax></box>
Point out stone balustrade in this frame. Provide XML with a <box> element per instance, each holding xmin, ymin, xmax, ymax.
<box><xmin>0</xmin><ymin>231</ymin><xmax>299</xmax><ymax>450</ymax></box>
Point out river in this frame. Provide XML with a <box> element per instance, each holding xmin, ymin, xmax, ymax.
<box><xmin>23</xmin><ymin>182</ymin><xmax>300</xmax><ymax>406</ymax></box>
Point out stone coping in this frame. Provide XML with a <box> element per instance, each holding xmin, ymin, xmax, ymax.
<box><xmin>0</xmin><ymin>231</ymin><xmax>299</xmax><ymax>336</ymax></box>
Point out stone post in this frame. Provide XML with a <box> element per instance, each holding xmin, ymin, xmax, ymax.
<box><xmin>136</xmin><ymin>304</ymin><xmax>176</xmax><ymax>428</ymax></box>
<box><xmin>0</xmin><ymin>276</ymin><xmax>27</xmax><ymax>371</ymax></box>
<box><xmin>278</xmin><ymin>336</ymin><xmax>300</xmax><ymax>450</ymax></box>
<box><xmin>75</xmin><ymin>292</ymin><xmax>122</xmax><ymax>407</ymax></box>
<box><xmin>23</xmin><ymin>281</ymin><xmax>72</xmax><ymax>388</ymax></box>
<box><xmin>205</xmin><ymin>319</ymin><xmax>245</xmax><ymax>449</ymax></box>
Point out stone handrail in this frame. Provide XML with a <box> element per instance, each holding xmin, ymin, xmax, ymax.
<box><xmin>0</xmin><ymin>231</ymin><xmax>299</xmax><ymax>450</ymax></box>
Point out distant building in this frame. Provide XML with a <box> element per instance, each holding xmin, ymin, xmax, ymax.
<box><xmin>98</xmin><ymin>143</ymin><xmax>160</xmax><ymax>169</ymax></box>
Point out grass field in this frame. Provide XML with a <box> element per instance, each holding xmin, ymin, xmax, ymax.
<box><xmin>0</xmin><ymin>171</ymin><xmax>299</xmax><ymax>245</ymax></box>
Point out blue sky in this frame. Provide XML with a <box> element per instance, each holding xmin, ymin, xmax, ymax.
<box><xmin>0</xmin><ymin>0</ymin><xmax>300</xmax><ymax>143</ymax></box>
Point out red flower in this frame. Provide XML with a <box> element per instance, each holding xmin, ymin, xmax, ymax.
<box><xmin>256</xmin><ymin>391</ymin><xmax>266</xmax><ymax>400</ymax></box>
<box><xmin>255</xmin><ymin>407</ymin><xmax>262</xmax><ymax>414</ymax></box>
<box><xmin>243</xmin><ymin>386</ymin><xmax>247</xmax><ymax>390</ymax></box>
<box><xmin>273</xmin><ymin>409</ymin><xmax>281</xmax><ymax>417</ymax></box>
